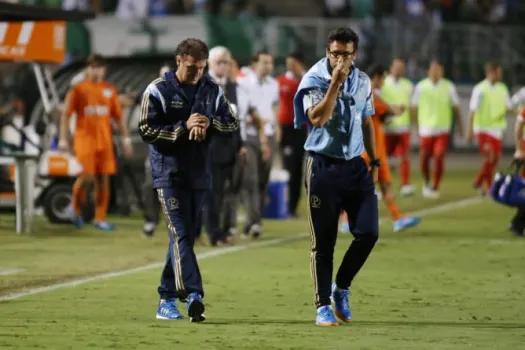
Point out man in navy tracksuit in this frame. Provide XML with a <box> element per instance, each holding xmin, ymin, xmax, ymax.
<box><xmin>138</xmin><ymin>38</ymin><xmax>239</xmax><ymax>322</ymax></box>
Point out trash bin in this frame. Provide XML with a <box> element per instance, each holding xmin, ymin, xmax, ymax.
<box><xmin>263</xmin><ymin>169</ymin><xmax>289</xmax><ymax>219</ymax></box>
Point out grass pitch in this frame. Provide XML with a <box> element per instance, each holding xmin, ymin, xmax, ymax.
<box><xmin>1</xmin><ymin>168</ymin><xmax>525</xmax><ymax>349</ymax></box>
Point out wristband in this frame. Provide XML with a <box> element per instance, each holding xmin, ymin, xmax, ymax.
<box><xmin>370</xmin><ymin>159</ymin><xmax>381</xmax><ymax>168</ymax></box>
<box><xmin>122</xmin><ymin>137</ymin><xmax>132</xmax><ymax>145</ymax></box>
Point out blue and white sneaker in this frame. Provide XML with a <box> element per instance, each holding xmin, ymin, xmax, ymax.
<box><xmin>68</xmin><ymin>207</ymin><xmax>84</xmax><ymax>228</ymax></box>
<box><xmin>393</xmin><ymin>216</ymin><xmax>421</xmax><ymax>233</ymax></box>
<box><xmin>156</xmin><ymin>299</ymin><xmax>184</xmax><ymax>320</ymax></box>
<box><xmin>94</xmin><ymin>221</ymin><xmax>116</xmax><ymax>231</ymax></box>
<box><xmin>187</xmin><ymin>292</ymin><xmax>206</xmax><ymax>323</ymax></box>
<box><xmin>315</xmin><ymin>305</ymin><xmax>339</xmax><ymax>326</ymax></box>
<box><xmin>331</xmin><ymin>282</ymin><xmax>352</xmax><ymax>323</ymax></box>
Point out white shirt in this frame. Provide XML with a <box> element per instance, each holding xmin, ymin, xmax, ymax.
<box><xmin>62</xmin><ymin>0</ymin><xmax>89</xmax><ymax>10</ymax></box>
<box><xmin>235</xmin><ymin>82</ymin><xmax>256</xmax><ymax>141</ymax></box>
<box><xmin>116</xmin><ymin>0</ymin><xmax>149</xmax><ymax>20</ymax></box>
<box><xmin>469</xmin><ymin>80</ymin><xmax>511</xmax><ymax>112</ymax></box>
<box><xmin>411</xmin><ymin>79</ymin><xmax>460</xmax><ymax>136</ymax></box>
<box><xmin>509</xmin><ymin>87</ymin><xmax>525</xmax><ymax>111</ymax></box>
<box><xmin>411</xmin><ymin>79</ymin><xmax>460</xmax><ymax>107</ymax></box>
<box><xmin>70</xmin><ymin>71</ymin><xmax>85</xmax><ymax>87</ymax></box>
<box><xmin>238</xmin><ymin>73</ymin><xmax>279</xmax><ymax>137</ymax></box>
<box><xmin>469</xmin><ymin>80</ymin><xmax>511</xmax><ymax>139</ymax></box>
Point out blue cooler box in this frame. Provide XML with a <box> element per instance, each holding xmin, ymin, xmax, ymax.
<box><xmin>263</xmin><ymin>169</ymin><xmax>290</xmax><ymax>219</ymax></box>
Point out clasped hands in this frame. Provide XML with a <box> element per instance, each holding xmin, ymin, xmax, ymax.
<box><xmin>186</xmin><ymin>113</ymin><xmax>210</xmax><ymax>141</ymax></box>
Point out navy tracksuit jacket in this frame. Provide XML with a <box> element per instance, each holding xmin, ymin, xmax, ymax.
<box><xmin>138</xmin><ymin>70</ymin><xmax>238</xmax><ymax>300</ymax></box>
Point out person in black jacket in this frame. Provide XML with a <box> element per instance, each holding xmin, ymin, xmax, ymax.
<box><xmin>139</xmin><ymin>38</ymin><xmax>239</xmax><ymax>322</ymax></box>
<box><xmin>201</xmin><ymin>46</ymin><xmax>245</xmax><ymax>246</ymax></box>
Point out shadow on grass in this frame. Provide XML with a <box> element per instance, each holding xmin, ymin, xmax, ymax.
<box><xmin>200</xmin><ymin>319</ymin><xmax>525</xmax><ymax>329</ymax></box>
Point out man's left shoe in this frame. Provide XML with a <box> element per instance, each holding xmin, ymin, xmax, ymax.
<box><xmin>187</xmin><ymin>292</ymin><xmax>206</xmax><ymax>323</ymax></box>
<box><xmin>94</xmin><ymin>221</ymin><xmax>116</xmax><ymax>231</ymax></box>
<box><xmin>330</xmin><ymin>282</ymin><xmax>352</xmax><ymax>323</ymax></box>
<box><xmin>393</xmin><ymin>216</ymin><xmax>421</xmax><ymax>232</ymax></box>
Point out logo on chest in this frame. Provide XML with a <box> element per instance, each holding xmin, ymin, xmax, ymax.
<box><xmin>170</xmin><ymin>95</ymin><xmax>184</xmax><ymax>109</ymax></box>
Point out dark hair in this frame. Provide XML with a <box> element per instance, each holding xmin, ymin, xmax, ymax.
<box><xmin>175</xmin><ymin>38</ymin><xmax>209</xmax><ymax>61</ymax></box>
<box><xmin>253</xmin><ymin>50</ymin><xmax>272</xmax><ymax>63</ymax></box>
<box><xmin>327</xmin><ymin>28</ymin><xmax>359</xmax><ymax>50</ymax></box>
<box><xmin>86</xmin><ymin>53</ymin><xmax>105</xmax><ymax>66</ymax></box>
<box><xmin>485</xmin><ymin>61</ymin><xmax>500</xmax><ymax>72</ymax></box>
<box><xmin>368</xmin><ymin>64</ymin><xmax>387</xmax><ymax>79</ymax></box>
<box><xmin>429</xmin><ymin>59</ymin><xmax>443</xmax><ymax>67</ymax></box>
<box><xmin>287</xmin><ymin>51</ymin><xmax>305</xmax><ymax>65</ymax></box>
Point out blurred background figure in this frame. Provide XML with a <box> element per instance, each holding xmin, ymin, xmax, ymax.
<box><xmin>142</xmin><ymin>62</ymin><xmax>172</xmax><ymax>238</ymax></box>
<box><xmin>201</xmin><ymin>46</ymin><xmax>240</xmax><ymax>246</ymax></box>
<box><xmin>382</xmin><ymin>58</ymin><xmax>415</xmax><ymax>197</ymax></box>
<box><xmin>411</xmin><ymin>60</ymin><xmax>462</xmax><ymax>199</ymax></box>
<box><xmin>468</xmin><ymin>62</ymin><xmax>510</xmax><ymax>196</ymax></box>
<box><xmin>276</xmin><ymin>52</ymin><xmax>306</xmax><ymax>218</ymax></box>
<box><xmin>237</xmin><ymin>51</ymin><xmax>279</xmax><ymax>239</ymax></box>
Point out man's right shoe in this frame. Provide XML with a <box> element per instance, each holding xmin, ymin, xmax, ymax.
<box><xmin>400</xmin><ymin>184</ymin><xmax>415</xmax><ymax>197</ymax></box>
<box><xmin>187</xmin><ymin>292</ymin><xmax>206</xmax><ymax>323</ymax></box>
<box><xmin>68</xmin><ymin>207</ymin><xmax>84</xmax><ymax>228</ymax></box>
<box><xmin>248</xmin><ymin>224</ymin><xmax>262</xmax><ymax>239</ymax></box>
<box><xmin>315</xmin><ymin>305</ymin><xmax>339</xmax><ymax>326</ymax></box>
<box><xmin>156</xmin><ymin>299</ymin><xmax>184</xmax><ymax>320</ymax></box>
<box><xmin>422</xmin><ymin>185</ymin><xmax>440</xmax><ymax>199</ymax></box>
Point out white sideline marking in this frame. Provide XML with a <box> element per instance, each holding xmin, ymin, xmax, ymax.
<box><xmin>0</xmin><ymin>196</ymin><xmax>484</xmax><ymax>302</ymax></box>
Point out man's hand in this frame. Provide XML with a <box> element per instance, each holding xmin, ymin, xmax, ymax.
<box><xmin>186</xmin><ymin>113</ymin><xmax>210</xmax><ymax>130</ymax></box>
<box><xmin>58</xmin><ymin>139</ymin><xmax>69</xmax><ymax>152</ymax></box>
<box><xmin>515</xmin><ymin>148</ymin><xmax>525</xmax><ymax>160</ymax></box>
<box><xmin>456</xmin><ymin>125</ymin><xmax>464</xmax><ymax>138</ymax></box>
<box><xmin>261</xmin><ymin>143</ymin><xmax>271</xmax><ymax>162</ymax></box>
<box><xmin>121</xmin><ymin>137</ymin><xmax>133</xmax><ymax>158</ymax></box>
<box><xmin>189</xmin><ymin>126</ymin><xmax>207</xmax><ymax>141</ymax></box>
<box><xmin>466</xmin><ymin>129</ymin><xmax>474</xmax><ymax>144</ymax></box>
<box><xmin>238</xmin><ymin>146</ymin><xmax>248</xmax><ymax>163</ymax></box>
<box><xmin>332</xmin><ymin>56</ymin><xmax>351</xmax><ymax>86</ymax></box>
<box><xmin>370</xmin><ymin>165</ymin><xmax>379</xmax><ymax>184</ymax></box>
<box><xmin>391</xmin><ymin>105</ymin><xmax>406</xmax><ymax>116</ymax></box>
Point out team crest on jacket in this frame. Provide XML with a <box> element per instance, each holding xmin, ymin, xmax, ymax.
<box><xmin>171</xmin><ymin>95</ymin><xmax>184</xmax><ymax>108</ymax></box>
<box><xmin>103</xmin><ymin>88</ymin><xmax>113</xmax><ymax>98</ymax></box>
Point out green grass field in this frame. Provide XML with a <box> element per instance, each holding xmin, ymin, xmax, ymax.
<box><xmin>1</xmin><ymin>167</ymin><xmax>525</xmax><ymax>349</ymax></box>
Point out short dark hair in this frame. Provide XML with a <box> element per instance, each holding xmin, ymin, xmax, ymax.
<box><xmin>368</xmin><ymin>64</ymin><xmax>387</xmax><ymax>79</ymax></box>
<box><xmin>327</xmin><ymin>28</ymin><xmax>359</xmax><ymax>50</ymax></box>
<box><xmin>485</xmin><ymin>61</ymin><xmax>500</xmax><ymax>72</ymax></box>
<box><xmin>86</xmin><ymin>53</ymin><xmax>105</xmax><ymax>66</ymax></box>
<box><xmin>175</xmin><ymin>38</ymin><xmax>209</xmax><ymax>61</ymax></box>
<box><xmin>430</xmin><ymin>59</ymin><xmax>442</xmax><ymax>65</ymax></box>
<box><xmin>287</xmin><ymin>51</ymin><xmax>305</xmax><ymax>65</ymax></box>
<box><xmin>253</xmin><ymin>50</ymin><xmax>272</xmax><ymax>63</ymax></box>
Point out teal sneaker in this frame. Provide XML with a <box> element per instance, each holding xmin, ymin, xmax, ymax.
<box><xmin>94</xmin><ymin>221</ymin><xmax>116</xmax><ymax>231</ymax></box>
<box><xmin>156</xmin><ymin>299</ymin><xmax>184</xmax><ymax>320</ymax></box>
<box><xmin>315</xmin><ymin>305</ymin><xmax>339</xmax><ymax>326</ymax></box>
<box><xmin>393</xmin><ymin>216</ymin><xmax>421</xmax><ymax>232</ymax></box>
<box><xmin>331</xmin><ymin>282</ymin><xmax>352</xmax><ymax>323</ymax></box>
